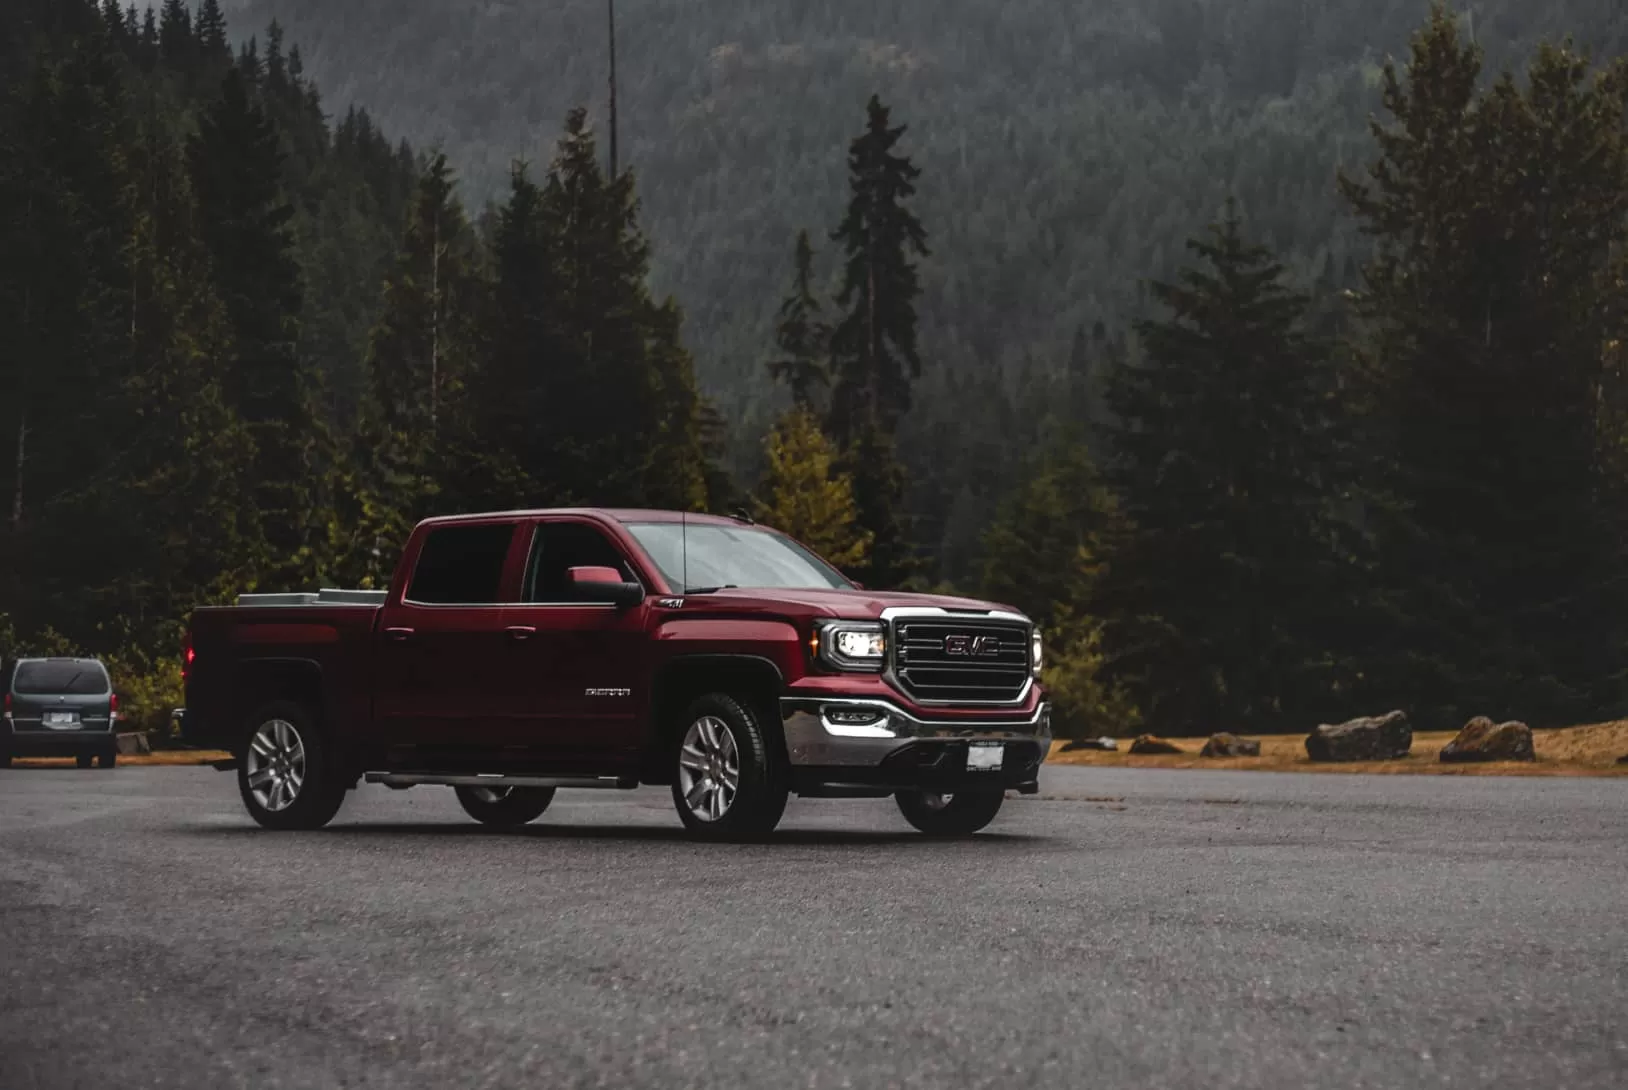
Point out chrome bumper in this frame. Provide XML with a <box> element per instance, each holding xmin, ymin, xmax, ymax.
<box><xmin>780</xmin><ymin>696</ymin><xmax>1051</xmax><ymax>768</ymax></box>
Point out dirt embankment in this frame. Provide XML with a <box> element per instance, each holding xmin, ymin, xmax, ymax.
<box><xmin>1048</xmin><ymin>721</ymin><xmax>1628</xmax><ymax>776</ymax></box>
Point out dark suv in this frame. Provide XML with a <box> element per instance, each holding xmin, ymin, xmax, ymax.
<box><xmin>2</xmin><ymin>657</ymin><xmax>120</xmax><ymax>768</ymax></box>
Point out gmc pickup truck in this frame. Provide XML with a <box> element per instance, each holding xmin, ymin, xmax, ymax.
<box><xmin>179</xmin><ymin>508</ymin><xmax>1051</xmax><ymax>840</ymax></box>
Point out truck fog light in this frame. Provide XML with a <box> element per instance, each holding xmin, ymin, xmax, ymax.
<box><xmin>825</xmin><ymin>706</ymin><xmax>884</xmax><ymax>726</ymax></box>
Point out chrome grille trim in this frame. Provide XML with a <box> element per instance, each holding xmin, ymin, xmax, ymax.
<box><xmin>879</xmin><ymin>606</ymin><xmax>1035</xmax><ymax>707</ymax></box>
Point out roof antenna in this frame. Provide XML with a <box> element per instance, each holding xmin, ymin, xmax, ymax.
<box><xmin>681</xmin><ymin>508</ymin><xmax>689</xmax><ymax>594</ymax></box>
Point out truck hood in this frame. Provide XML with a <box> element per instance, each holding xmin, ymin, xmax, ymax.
<box><xmin>679</xmin><ymin>586</ymin><xmax>1028</xmax><ymax>622</ymax></box>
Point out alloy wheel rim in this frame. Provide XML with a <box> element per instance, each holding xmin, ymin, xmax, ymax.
<box><xmin>677</xmin><ymin>715</ymin><xmax>740</xmax><ymax>823</ymax></box>
<box><xmin>921</xmin><ymin>792</ymin><xmax>953</xmax><ymax>811</ymax></box>
<box><xmin>471</xmin><ymin>787</ymin><xmax>511</xmax><ymax>804</ymax></box>
<box><xmin>245</xmin><ymin>719</ymin><xmax>306</xmax><ymax>813</ymax></box>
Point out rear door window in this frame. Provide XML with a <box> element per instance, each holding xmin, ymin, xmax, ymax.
<box><xmin>406</xmin><ymin>523</ymin><xmax>518</xmax><ymax>604</ymax></box>
<box><xmin>13</xmin><ymin>661</ymin><xmax>110</xmax><ymax>695</ymax></box>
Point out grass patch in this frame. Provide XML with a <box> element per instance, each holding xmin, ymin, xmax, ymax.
<box><xmin>10</xmin><ymin>750</ymin><xmax>231</xmax><ymax>768</ymax></box>
<box><xmin>1049</xmin><ymin>721</ymin><xmax>1628</xmax><ymax>776</ymax></box>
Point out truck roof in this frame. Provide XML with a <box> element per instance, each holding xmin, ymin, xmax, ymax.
<box><xmin>415</xmin><ymin>508</ymin><xmax>752</xmax><ymax>528</ymax></box>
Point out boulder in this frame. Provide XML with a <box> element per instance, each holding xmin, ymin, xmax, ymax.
<box><xmin>115</xmin><ymin>732</ymin><xmax>152</xmax><ymax>756</ymax></box>
<box><xmin>1129</xmin><ymin>734</ymin><xmax>1184</xmax><ymax>755</ymax></box>
<box><xmin>1201</xmin><ymin>732</ymin><xmax>1261</xmax><ymax>758</ymax></box>
<box><xmin>1060</xmin><ymin>737</ymin><xmax>1119</xmax><ymax>752</ymax></box>
<box><xmin>1305</xmin><ymin>710</ymin><xmax>1411</xmax><ymax>762</ymax></box>
<box><xmin>1439</xmin><ymin>717</ymin><xmax>1534</xmax><ymax>763</ymax></box>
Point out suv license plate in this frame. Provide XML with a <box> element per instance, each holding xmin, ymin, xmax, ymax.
<box><xmin>46</xmin><ymin>711</ymin><xmax>79</xmax><ymax>728</ymax></box>
<box><xmin>967</xmin><ymin>742</ymin><xmax>1004</xmax><ymax>771</ymax></box>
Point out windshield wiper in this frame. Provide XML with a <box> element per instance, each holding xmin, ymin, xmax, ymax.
<box><xmin>683</xmin><ymin>584</ymin><xmax>739</xmax><ymax>594</ymax></box>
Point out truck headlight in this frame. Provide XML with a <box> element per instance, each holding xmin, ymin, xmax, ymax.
<box><xmin>816</xmin><ymin>621</ymin><xmax>887</xmax><ymax>672</ymax></box>
<box><xmin>1031</xmin><ymin>628</ymin><xmax>1044</xmax><ymax>677</ymax></box>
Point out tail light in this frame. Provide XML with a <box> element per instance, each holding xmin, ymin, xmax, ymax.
<box><xmin>110</xmin><ymin>692</ymin><xmax>120</xmax><ymax>716</ymax></box>
<box><xmin>3</xmin><ymin>692</ymin><xmax>10</xmax><ymax>718</ymax></box>
<box><xmin>182</xmin><ymin>634</ymin><xmax>194</xmax><ymax>680</ymax></box>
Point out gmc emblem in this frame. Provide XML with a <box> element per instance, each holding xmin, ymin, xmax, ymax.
<box><xmin>944</xmin><ymin>634</ymin><xmax>1001</xmax><ymax>657</ymax></box>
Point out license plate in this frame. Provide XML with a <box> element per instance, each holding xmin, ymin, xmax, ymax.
<box><xmin>967</xmin><ymin>742</ymin><xmax>1004</xmax><ymax>771</ymax></box>
<box><xmin>45</xmin><ymin>711</ymin><xmax>79</xmax><ymax>728</ymax></box>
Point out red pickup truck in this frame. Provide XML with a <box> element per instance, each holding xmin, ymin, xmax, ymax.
<box><xmin>179</xmin><ymin>508</ymin><xmax>1051</xmax><ymax>840</ymax></box>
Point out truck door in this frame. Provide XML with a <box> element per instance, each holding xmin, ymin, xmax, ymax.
<box><xmin>373</xmin><ymin>519</ymin><xmax>525</xmax><ymax>769</ymax></box>
<box><xmin>500</xmin><ymin>518</ymin><xmax>651</xmax><ymax>768</ymax></box>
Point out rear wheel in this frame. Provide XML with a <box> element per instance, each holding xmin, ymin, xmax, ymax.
<box><xmin>77</xmin><ymin>754</ymin><xmax>94</xmax><ymax>769</ymax></box>
<box><xmin>454</xmin><ymin>785</ymin><xmax>556</xmax><ymax>828</ymax></box>
<box><xmin>97</xmin><ymin>746</ymin><xmax>117</xmax><ymax>769</ymax></box>
<box><xmin>670</xmin><ymin>693</ymin><xmax>788</xmax><ymax>841</ymax></box>
<box><xmin>895</xmin><ymin>789</ymin><xmax>1005</xmax><ymax>837</ymax></box>
<box><xmin>236</xmin><ymin>701</ymin><xmax>347</xmax><ymax>830</ymax></box>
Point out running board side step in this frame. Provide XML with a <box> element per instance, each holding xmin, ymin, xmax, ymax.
<box><xmin>364</xmin><ymin>772</ymin><xmax>639</xmax><ymax>790</ymax></box>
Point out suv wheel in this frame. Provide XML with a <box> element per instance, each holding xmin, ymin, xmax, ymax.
<box><xmin>77</xmin><ymin>754</ymin><xmax>95</xmax><ymax>769</ymax></box>
<box><xmin>671</xmin><ymin>693</ymin><xmax>788</xmax><ymax>841</ymax></box>
<box><xmin>237</xmin><ymin>701</ymin><xmax>347</xmax><ymax>831</ymax></box>
<box><xmin>895</xmin><ymin>789</ymin><xmax>1005</xmax><ymax>837</ymax></box>
<box><xmin>97</xmin><ymin>746</ymin><xmax>117</xmax><ymax>769</ymax></box>
<box><xmin>454</xmin><ymin>785</ymin><xmax>556</xmax><ymax>828</ymax></box>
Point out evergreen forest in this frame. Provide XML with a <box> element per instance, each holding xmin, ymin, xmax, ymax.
<box><xmin>5</xmin><ymin>1</ymin><xmax>1628</xmax><ymax>743</ymax></box>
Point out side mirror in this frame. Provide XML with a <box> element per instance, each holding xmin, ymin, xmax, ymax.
<box><xmin>566</xmin><ymin>566</ymin><xmax>645</xmax><ymax>608</ymax></box>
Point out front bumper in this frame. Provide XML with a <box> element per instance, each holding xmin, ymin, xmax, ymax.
<box><xmin>780</xmin><ymin>695</ymin><xmax>1051</xmax><ymax>793</ymax></box>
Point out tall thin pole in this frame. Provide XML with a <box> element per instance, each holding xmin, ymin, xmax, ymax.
<box><xmin>607</xmin><ymin>0</ymin><xmax>619</xmax><ymax>179</ymax></box>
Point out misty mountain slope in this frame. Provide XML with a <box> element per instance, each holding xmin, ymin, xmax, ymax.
<box><xmin>223</xmin><ymin>0</ymin><xmax>1628</xmax><ymax>438</ymax></box>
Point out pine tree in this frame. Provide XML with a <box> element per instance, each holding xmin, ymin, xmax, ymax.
<box><xmin>826</xmin><ymin>94</ymin><xmax>930</xmax><ymax>445</ymax></box>
<box><xmin>1339</xmin><ymin>6</ymin><xmax>1628</xmax><ymax>727</ymax></box>
<box><xmin>1101</xmin><ymin>205</ymin><xmax>1352</xmax><ymax>735</ymax></box>
<box><xmin>157</xmin><ymin>0</ymin><xmax>191</xmax><ymax>72</ymax></box>
<box><xmin>768</xmin><ymin>229</ymin><xmax>830</xmax><ymax>411</ymax></box>
<box><xmin>188</xmin><ymin>64</ymin><xmax>320</xmax><ymax>584</ymax></box>
<box><xmin>825</xmin><ymin>95</ymin><xmax>930</xmax><ymax>587</ymax></box>
<box><xmin>753</xmin><ymin>408</ymin><xmax>872</xmax><ymax>573</ymax></box>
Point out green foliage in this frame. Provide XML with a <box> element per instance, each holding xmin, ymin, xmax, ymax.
<box><xmin>979</xmin><ymin>433</ymin><xmax>1136</xmax><ymax>738</ymax></box>
<box><xmin>752</xmin><ymin>408</ymin><xmax>872</xmax><ymax>573</ymax></box>
<box><xmin>1101</xmin><ymin>206</ymin><xmax>1355</xmax><ymax>734</ymax></box>
<box><xmin>767</xmin><ymin>229</ymin><xmax>830</xmax><ymax>412</ymax></box>
<box><xmin>1339</xmin><ymin>5</ymin><xmax>1628</xmax><ymax>729</ymax></box>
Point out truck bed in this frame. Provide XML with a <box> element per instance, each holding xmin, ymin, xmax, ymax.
<box><xmin>180</xmin><ymin>590</ymin><xmax>387</xmax><ymax>753</ymax></box>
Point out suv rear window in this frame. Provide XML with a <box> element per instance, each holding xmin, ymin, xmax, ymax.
<box><xmin>407</xmin><ymin>523</ymin><xmax>516</xmax><ymax>604</ymax></box>
<box><xmin>13</xmin><ymin>661</ymin><xmax>111</xmax><ymax>695</ymax></box>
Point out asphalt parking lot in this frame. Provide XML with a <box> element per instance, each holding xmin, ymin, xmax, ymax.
<box><xmin>1</xmin><ymin>765</ymin><xmax>1624</xmax><ymax>1089</ymax></box>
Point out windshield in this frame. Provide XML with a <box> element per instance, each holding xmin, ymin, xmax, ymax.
<box><xmin>13</xmin><ymin>660</ymin><xmax>110</xmax><ymax>695</ymax></box>
<box><xmin>624</xmin><ymin>522</ymin><xmax>852</xmax><ymax>592</ymax></box>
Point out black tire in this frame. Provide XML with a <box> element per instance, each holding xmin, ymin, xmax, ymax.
<box><xmin>77</xmin><ymin>753</ymin><xmax>95</xmax><ymax>769</ymax></box>
<box><xmin>454</xmin><ymin>785</ymin><xmax>556</xmax><ymax>828</ymax></box>
<box><xmin>97</xmin><ymin>747</ymin><xmax>117</xmax><ymax>769</ymax></box>
<box><xmin>236</xmin><ymin>700</ymin><xmax>348</xmax><ymax>831</ymax></box>
<box><xmin>670</xmin><ymin>692</ymin><xmax>788</xmax><ymax>841</ymax></box>
<box><xmin>0</xmin><ymin>750</ymin><xmax>10</xmax><ymax>769</ymax></box>
<box><xmin>895</xmin><ymin>789</ymin><xmax>1005</xmax><ymax>837</ymax></box>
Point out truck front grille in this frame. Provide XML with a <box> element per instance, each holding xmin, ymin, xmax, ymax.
<box><xmin>891</xmin><ymin>618</ymin><xmax>1032</xmax><ymax>704</ymax></box>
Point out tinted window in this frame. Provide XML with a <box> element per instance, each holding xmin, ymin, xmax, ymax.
<box><xmin>14</xmin><ymin>660</ymin><xmax>110</xmax><ymax>695</ymax></box>
<box><xmin>523</xmin><ymin>522</ymin><xmax>640</xmax><ymax>603</ymax></box>
<box><xmin>407</xmin><ymin>523</ymin><xmax>516</xmax><ymax>604</ymax></box>
<box><xmin>624</xmin><ymin>522</ymin><xmax>851</xmax><ymax>592</ymax></box>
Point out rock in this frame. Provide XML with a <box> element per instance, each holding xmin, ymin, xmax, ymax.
<box><xmin>1129</xmin><ymin>734</ymin><xmax>1184</xmax><ymax>755</ymax></box>
<box><xmin>1305</xmin><ymin>710</ymin><xmax>1411</xmax><ymax>762</ymax></box>
<box><xmin>1201</xmin><ymin>732</ymin><xmax>1261</xmax><ymax>758</ymax></box>
<box><xmin>115</xmin><ymin>732</ymin><xmax>151</xmax><ymax>756</ymax></box>
<box><xmin>1061</xmin><ymin>737</ymin><xmax>1119</xmax><ymax>752</ymax></box>
<box><xmin>1439</xmin><ymin>717</ymin><xmax>1535</xmax><ymax>763</ymax></box>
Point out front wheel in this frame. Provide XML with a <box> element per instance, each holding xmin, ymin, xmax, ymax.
<box><xmin>454</xmin><ymin>785</ymin><xmax>555</xmax><ymax>828</ymax></box>
<box><xmin>671</xmin><ymin>693</ymin><xmax>788</xmax><ymax>841</ymax></box>
<box><xmin>236</xmin><ymin>702</ymin><xmax>348</xmax><ymax>831</ymax></box>
<box><xmin>895</xmin><ymin>789</ymin><xmax>1005</xmax><ymax>837</ymax></box>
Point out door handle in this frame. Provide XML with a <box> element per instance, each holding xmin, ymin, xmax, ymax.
<box><xmin>384</xmin><ymin>626</ymin><xmax>415</xmax><ymax>642</ymax></box>
<box><xmin>505</xmin><ymin>625</ymin><xmax>538</xmax><ymax>641</ymax></box>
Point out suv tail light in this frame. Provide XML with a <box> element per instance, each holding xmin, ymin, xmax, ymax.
<box><xmin>182</xmin><ymin>634</ymin><xmax>194</xmax><ymax>680</ymax></box>
<box><xmin>3</xmin><ymin>692</ymin><xmax>10</xmax><ymax>718</ymax></box>
<box><xmin>110</xmin><ymin>692</ymin><xmax>119</xmax><ymax>716</ymax></box>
